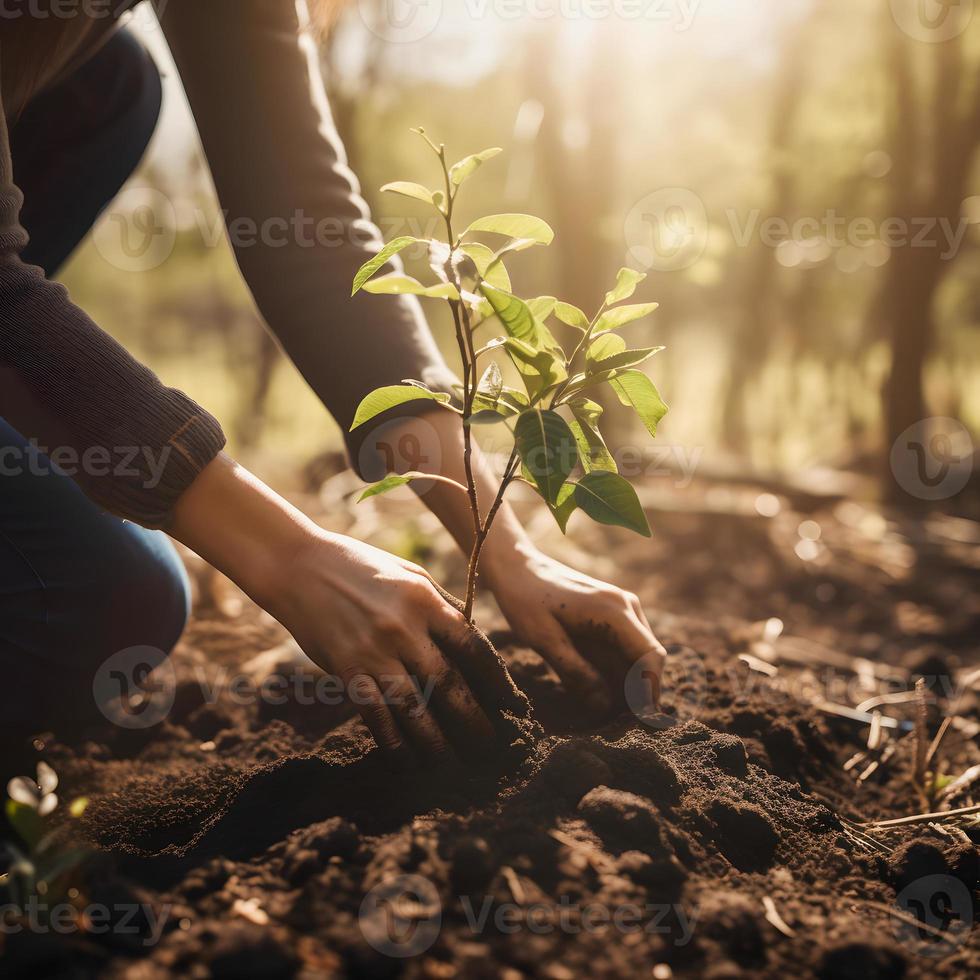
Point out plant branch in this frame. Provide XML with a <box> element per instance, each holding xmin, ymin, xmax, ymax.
<box><xmin>550</xmin><ymin>301</ymin><xmax>607</xmax><ymax>406</ymax></box>
<box><xmin>462</xmin><ymin>448</ymin><xmax>520</xmax><ymax>620</ymax></box>
<box><xmin>434</xmin><ymin>145</ymin><xmax>485</xmax><ymax>621</ymax></box>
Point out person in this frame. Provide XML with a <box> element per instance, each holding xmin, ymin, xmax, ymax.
<box><xmin>0</xmin><ymin>0</ymin><xmax>665</xmax><ymax>760</ymax></box>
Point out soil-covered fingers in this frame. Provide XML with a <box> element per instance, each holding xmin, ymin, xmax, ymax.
<box><xmin>382</xmin><ymin>667</ymin><xmax>455</xmax><ymax>764</ymax></box>
<box><xmin>342</xmin><ymin>670</ymin><xmax>411</xmax><ymax>767</ymax></box>
<box><xmin>429</xmin><ymin>604</ymin><xmax>534</xmax><ymax>731</ymax></box>
<box><xmin>555</xmin><ymin>591</ymin><xmax>665</xmax><ymax>714</ymax></box>
<box><xmin>529</xmin><ymin>620</ymin><xmax>613</xmax><ymax>717</ymax></box>
<box><xmin>412</xmin><ymin>645</ymin><xmax>499</xmax><ymax>761</ymax></box>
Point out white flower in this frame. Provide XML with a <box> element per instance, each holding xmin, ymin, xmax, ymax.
<box><xmin>7</xmin><ymin>761</ymin><xmax>59</xmax><ymax>817</ymax></box>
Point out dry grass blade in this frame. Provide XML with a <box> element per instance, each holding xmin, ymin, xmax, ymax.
<box><xmin>855</xmin><ymin>690</ymin><xmax>923</xmax><ymax>714</ymax></box>
<box><xmin>937</xmin><ymin>763</ymin><xmax>980</xmax><ymax>805</ymax></box>
<box><xmin>924</xmin><ymin>715</ymin><xmax>952</xmax><ymax>771</ymax></box>
<box><xmin>913</xmin><ymin>678</ymin><xmax>928</xmax><ymax>788</ymax></box>
<box><xmin>548</xmin><ymin>829</ymin><xmax>616</xmax><ymax>873</ymax></box>
<box><xmin>501</xmin><ymin>865</ymin><xmax>526</xmax><ymax>905</ymax></box>
<box><xmin>762</xmin><ymin>896</ymin><xmax>795</xmax><ymax>937</ymax></box>
<box><xmin>841</xmin><ymin>819</ymin><xmax>890</xmax><ymax>853</ymax></box>
<box><xmin>860</xmin><ymin>802</ymin><xmax>980</xmax><ymax>830</ymax></box>
<box><xmin>853</xmin><ymin>899</ymin><xmax>964</xmax><ymax>946</ymax></box>
<box><xmin>867</xmin><ymin>711</ymin><xmax>883</xmax><ymax>752</ymax></box>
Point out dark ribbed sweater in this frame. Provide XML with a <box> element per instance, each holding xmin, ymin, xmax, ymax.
<box><xmin>0</xmin><ymin>0</ymin><xmax>456</xmax><ymax>528</ymax></box>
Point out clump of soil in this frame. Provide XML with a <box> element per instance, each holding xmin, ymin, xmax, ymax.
<box><xmin>3</xmin><ymin>480</ymin><xmax>979</xmax><ymax>978</ymax></box>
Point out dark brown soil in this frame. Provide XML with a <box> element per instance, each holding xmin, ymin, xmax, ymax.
<box><xmin>2</xmin><ymin>473</ymin><xmax>978</xmax><ymax>978</ymax></box>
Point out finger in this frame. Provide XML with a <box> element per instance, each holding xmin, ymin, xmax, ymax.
<box><xmin>606</xmin><ymin>606</ymin><xmax>665</xmax><ymax>705</ymax></box>
<box><xmin>609</xmin><ymin>604</ymin><xmax>666</xmax><ymax>665</ymax></box>
<box><xmin>529</xmin><ymin>620</ymin><xmax>611</xmax><ymax>716</ymax></box>
<box><xmin>628</xmin><ymin>593</ymin><xmax>654</xmax><ymax>633</ymax></box>
<box><xmin>382</xmin><ymin>667</ymin><xmax>454</xmax><ymax>764</ymax></box>
<box><xmin>423</xmin><ymin>649</ymin><xmax>497</xmax><ymax>756</ymax></box>
<box><xmin>430</xmin><ymin>605</ymin><xmax>531</xmax><ymax>723</ymax></box>
<box><xmin>342</xmin><ymin>669</ymin><xmax>410</xmax><ymax>765</ymax></box>
<box><xmin>625</xmin><ymin>650</ymin><xmax>665</xmax><ymax>716</ymax></box>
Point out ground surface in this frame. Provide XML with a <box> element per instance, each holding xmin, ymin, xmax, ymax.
<box><xmin>3</xmin><ymin>468</ymin><xmax>979</xmax><ymax>979</ymax></box>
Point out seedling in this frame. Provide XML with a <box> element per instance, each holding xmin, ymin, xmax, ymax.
<box><xmin>351</xmin><ymin>130</ymin><xmax>668</xmax><ymax>621</ymax></box>
<box><xmin>3</xmin><ymin>763</ymin><xmax>89</xmax><ymax>909</ymax></box>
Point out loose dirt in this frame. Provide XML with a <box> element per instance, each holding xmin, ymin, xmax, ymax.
<box><xmin>2</xmin><ymin>472</ymin><xmax>978</xmax><ymax>978</ymax></box>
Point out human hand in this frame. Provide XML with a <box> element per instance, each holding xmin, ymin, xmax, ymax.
<box><xmin>484</xmin><ymin>545</ymin><xmax>664</xmax><ymax>717</ymax></box>
<box><xmin>171</xmin><ymin>454</ymin><xmax>525</xmax><ymax>763</ymax></box>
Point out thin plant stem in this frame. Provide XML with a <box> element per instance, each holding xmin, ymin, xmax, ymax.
<box><xmin>463</xmin><ymin>450</ymin><xmax>520</xmax><ymax>620</ymax></box>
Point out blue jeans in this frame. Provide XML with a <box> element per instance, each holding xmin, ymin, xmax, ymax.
<box><xmin>1</xmin><ymin>29</ymin><xmax>190</xmax><ymax>728</ymax></box>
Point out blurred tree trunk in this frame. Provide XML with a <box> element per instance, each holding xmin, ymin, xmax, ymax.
<box><xmin>524</xmin><ymin>26</ymin><xmax>627</xmax><ymax>432</ymax></box>
<box><xmin>720</xmin><ymin>18</ymin><xmax>811</xmax><ymax>455</ymax></box>
<box><xmin>873</xmin><ymin>22</ymin><xmax>980</xmax><ymax>498</ymax></box>
<box><xmin>524</xmin><ymin>27</ymin><xmax>617</xmax><ymax>312</ymax></box>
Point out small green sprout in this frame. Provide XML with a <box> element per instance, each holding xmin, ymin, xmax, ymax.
<box><xmin>351</xmin><ymin>129</ymin><xmax>668</xmax><ymax>621</ymax></box>
<box><xmin>3</xmin><ymin>763</ymin><xmax>90</xmax><ymax>909</ymax></box>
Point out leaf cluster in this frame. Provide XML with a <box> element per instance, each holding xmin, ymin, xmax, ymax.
<box><xmin>350</xmin><ymin>129</ymin><xmax>668</xmax><ymax>538</ymax></box>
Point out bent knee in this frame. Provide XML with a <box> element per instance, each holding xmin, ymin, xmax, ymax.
<box><xmin>46</xmin><ymin>528</ymin><xmax>191</xmax><ymax>665</ymax></box>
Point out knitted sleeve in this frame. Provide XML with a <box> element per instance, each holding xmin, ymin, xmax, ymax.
<box><xmin>0</xmin><ymin>92</ymin><xmax>225</xmax><ymax>528</ymax></box>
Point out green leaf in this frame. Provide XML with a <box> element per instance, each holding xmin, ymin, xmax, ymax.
<box><xmin>586</xmin><ymin>334</ymin><xmax>663</xmax><ymax>373</ymax></box>
<box><xmin>593</xmin><ymin>346</ymin><xmax>664</xmax><ymax>373</ymax></box>
<box><xmin>468</xmin><ymin>409</ymin><xmax>511</xmax><ymax>425</ymax></box>
<box><xmin>466</xmin><ymin>213</ymin><xmax>555</xmax><ymax>245</ymax></box>
<box><xmin>358</xmin><ymin>474</ymin><xmax>415</xmax><ymax>501</ymax></box>
<box><xmin>450</xmin><ymin>147</ymin><xmax>502</xmax><ymax>185</ymax></box>
<box><xmin>352</xmin><ymin>237</ymin><xmax>422</xmax><ymax>296</ymax></box>
<box><xmin>574</xmin><ymin>471</ymin><xmax>651</xmax><ymax>536</ymax></box>
<box><xmin>380</xmin><ymin>181</ymin><xmax>438</xmax><ymax>205</ymax></box>
<box><xmin>489</xmin><ymin>237</ymin><xmax>539</xmax><ymax>261</ymax></box>
<box><xmin>507</xmin><ymin>343</ymin><xmax>567</xmax><ymax>399</ymax></box>
<box><xmin>459</xmin><ymin>243</ymin><xmax>513</xmax><ymax>290</ymax></box>
<box><xmin>548</xmin><ymin>482</ymin><xmax>578</xmax><ymax>533</ymax></box>
<box><xmin>527</xmin><ymin>296</ymin><xmax>557</xmax><ymax>321</ymax></box>
<box><xmin>558</xmin><ymin>368</ymin><xmax>620</xmax><ymax>402</ymax></box>
<box><xmin>594</xmin><ymin>302</ymin><xmax>660</xmax><ymax>333</ymax></box>
<box><xmin>6</xmin><ymin>800</ymin><xmax>42</xmax><ymax>850</ymax></box>
<box><xmin>605</xmin><ymin>268</ymin><xmax>647</xmax><ymax>305</ymax></box>
<box><xmin>569</xmin><ymin>398</ymin><xmax>617</xmax><ymax>473</ymax></box>
<box><xmin>480</xmin><ymin>285</ymin><xmax>560</xmax><ymax>351</ymax></box>
<box><xmin>586</xmin><ymin>334</ymin><xmax>626</xmax><ymax>369</ymax></box>
<box><xmin>363</xmin><ymin>274</ymin><xmax>459</xmax><ymax>300</ymax></box>
<box><xmin>498</xmin><ymin>387</ymin><xmax>530</xmax><ymax>413</ymax></box>
<box><xmin>554</xmin><ymin>302</ymin><xmax>590</xmax><ymax>331</ymax></box>
<box><xmin>609</xmin><ymin>370</ymin><xmax>669</xmax><ymax>437</ymax></box>
<box><xmin>351</xmin><ymin>384</ymin><xmax>452</xmax><ymax>430</ymax></box>
<box><xmin>514</xmin><ymin>409</ymin><xmax>577</xmax><ymax>505</ymax></box>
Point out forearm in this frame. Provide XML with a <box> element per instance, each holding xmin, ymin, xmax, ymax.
<box><xmin>170</xmin><ymin>452</ymin><xmax>317</xmax><ymax>616</ymax></box>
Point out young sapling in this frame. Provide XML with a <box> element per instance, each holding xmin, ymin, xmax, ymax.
<box><xmin>350</xmin><ymin>130</ymin><xmax>668</xmax><ymax>622</ymax></box>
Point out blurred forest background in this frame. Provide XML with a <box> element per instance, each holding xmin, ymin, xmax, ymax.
<box><xmin>63</xmin><ymin>0</ymin><xmax>980</xmax><ymax>503</ymax></box>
